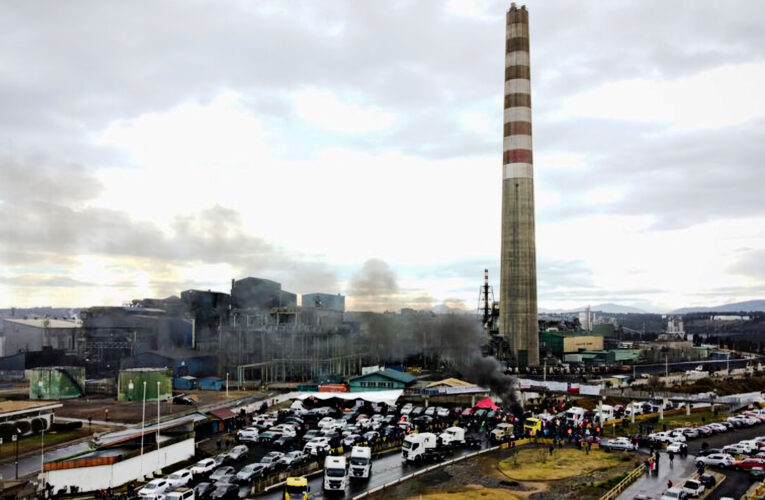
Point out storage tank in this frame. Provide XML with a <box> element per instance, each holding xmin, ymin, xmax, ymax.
<box><xmin>118</xmin><ymin>368</ymin><xmax>172</xmax><ymax>401</ymax></box>
<box><xmin>29</xmin><ymin>366</ymin><xmax>85</xmax><ymax>400</ymax></box>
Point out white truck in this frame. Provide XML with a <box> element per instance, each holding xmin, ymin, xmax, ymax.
<box><xmin>349</xmin><ymin>446</ymin><xmax>372</xmax><ymax>479</ymax></box>
<box><xmin>323</xmin><ymin>456</ymin><xmax>348</xmax><ymax>492</ymax></box>
<box><xmin>402</xmin><ymin>432</ymin><xmax>447</xmax><ymax>463</ymax></box>
<box><xmin>439</xmin><ymin>427</ymin><xmax>481</xmax><ymax>448</ymax></box>
<box><xmin>489</xmin><ymin>422</ymin><xmax>515</xmax><ymax>443</ymax></box>
<box><xmin>565</xmin><ymin>407</ymin><xmax>587</xmax><ymax>426</ymax></box>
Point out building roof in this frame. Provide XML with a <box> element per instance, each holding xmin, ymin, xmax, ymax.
<box><xmin>348</xmin><ymin>368</ymin><xmax>415</xmax><ymax>385</ymax></box>
<box><xmin>426</xmin><ymin>378</ymin><xmax>472</xmax><ymax>388</ymax></box>
<box><xmin>3</xmin><ymin>318</ymin><xmax>79</xmax><ymax>329</ymax></box>
<box><xmin>0</xmin><ymin>400</ymin><xmax>62</xmax><ymax>418</ymax></box>
<box><xmin>209</xmin><ymin>408</ymin><xmax>236</xmax><ymax>420</ymax></box>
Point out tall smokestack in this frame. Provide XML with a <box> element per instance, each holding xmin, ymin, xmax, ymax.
<box><xmin>500</xmin><ymin>2</ymin><xmax>538</xmax><ymax>367</ymax></box>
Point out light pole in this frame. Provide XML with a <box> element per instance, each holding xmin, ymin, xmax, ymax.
<box><xmin>13</xmin><ymin>431</ymin><xmax>19</xmax><ymax>479</ymax></box>
<box><xmin>226</xmin><ymin>372</ymin><xmax>229</xmax><ymax>398</ymax></box>
<box><xmin>140</xmin><ymin>381</ymin><xmax>146</xmax><ymax>478</ymax></box>
<box><xmin>157</xmin><ymin>381</ymin><xmax>161</xmax><ymax>472</ymax></box>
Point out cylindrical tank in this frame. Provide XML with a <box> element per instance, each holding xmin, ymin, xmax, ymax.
<box><xmin>29</xmin><ymin>366</ymin><xmax>86</xmax><ymax>400</ymax></box>
<box><xmin>118</xmin><ymin>368</ymin><xmax>172</xmax><ymax>401</ymax></box>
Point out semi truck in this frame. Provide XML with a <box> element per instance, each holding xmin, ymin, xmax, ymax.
<box><xmin>349</xmin><ymin>446</ymin><xmax>372</xmax><ymax>479</ymax></box>
<box><xmin>323</xmin><ymin>456</ymin><xmax>347</xmax><ymax>492</ymax></box>
<box><xmin>402</xmin><ymin>432</ymin><xmax>448</xmax><ymax>463</ymax></box>
<box><xmin>439</xmin><ymin>427</ymin><xmax>481</xmax><ymax>448</ymax></box>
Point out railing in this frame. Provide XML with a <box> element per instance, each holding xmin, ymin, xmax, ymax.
<box><xmin>598</xmin><ymin>464</ymin><xmax>644</xmax><ymax>500</ymax></box>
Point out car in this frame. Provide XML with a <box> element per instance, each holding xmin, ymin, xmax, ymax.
<box><xmin>194</xmin><ymin>482</ymin><xmax>215</xmax><ymax>499</ymax></box>
<box><xmin>661</xmin><ymin>487</ymin><xmax>688</xmax><ymax>500</ymax></box>
<box><xmin>750</xmin><ymin>467</ymin><xmax>765</xmax><ymax>479</ymax></box>
<box><xmin>304</xmin><ymin>436</ymin><xmax>332</xmax><ymax>455</ymax></box>
<box><xmin>400</xmin><ymin>403</ymin><xmax>413</xmax><ymax>415</ymax></box>
<box><xmin>318</xmin><ymin>417</ymin><xmax>336</xmax><ymax>428</ymax></box>
<box><xmin>343</xmin><ymin>434</ymin><xmax>363</xmax><ymax>448</ymax></box>
<box><xmin>424</xmin><ymin>406</ymin><xmax>436</xmax><ymax>416</ymax></box>
<box><xmin>215</xmin><ymin>473</ymin><xmax>237</xmax><ymax>485</ymax></box>
<box><xmin>411</xmin><ymin>406</ymin><xmax>425</xmax><ymax>416</ymax></box>
<box><xmin>731</xmin><ymin>457</ymin><xmax>765</xmax><ymax>470</ymax></box>
<box><xmin>260</xmin><ymin>451</ymin><xmax>285</xmax><ymax>471</ymax></box>
<box><xmin>279</xmin><ymin>450</ymin><xmax>308</xmax><ymax>467</ymax></box>
<box><xmin>191</xmin><ymin>458</ymin><xmax>217</xmax><ymax>476</ymax></box>
<box><xmin>698</xmin><ymin>448</ymin><xmax>721</xmax><ymax>457</ymax></box>
<box><xmin>172</xmin><ymin>395</ymin><xmax>194</xmax><ymax>405</ymax></box>
<box><xmin>209</xmin><ymin>466</ymin><xmax>236</xmax><ymax>482</ymax></box>
<box><xmin>166</xmin><ymin>469</ymin><xmax>193</xmax><ymax>489</ymax></box>
<box><xmin>236</xmin><ymin>427</ymin><xmax>259</xmax><ymax>443</ymax></box>
<box><xmin>436</xmin><ymin>407</ymin><xmax>450</xmax><ymax>418</ymax></box>
<box><xmin>698</xmin><ymin>474</ymin><xmax>716</xmax><ymax>488</ymax></box>
<box><xmin>213</xmin><ymin>453</ymin><xmax>231</xmax><ymax>466</ymax></box>
<box><xmin>682</xmin><ymin>479</ymin><xmax>705</xmax><ymax>498</ymax></box>
<box><xmin>681</xmin><ymin>428</ymin><xmax>700</xmax><ymax>438</ymax></box>
<box><xmin>722</xmin><ymin>444</ymin><xmax>748</xmax><ymax>456</ymax></box>
<box><xmin>302</xmin><ymin>429</ymin><xmax>321</xmax><ymax>442</ymax></box>
<box><xmin>695</xmin><ymin>453</ymin><xmax>733</xmax><ymax>468</ymax></box>
<box><xmin>363</xmin><ymin>431</ymin><xmax>380</xmax><ymax>443</ymax></box>
<box><xmin>273</xmin><ymin>435</ymin><xmax>297</xmax><ymax>450</ymax></box>
<box><xmin>139</xmin><ymin>479</ymin><xmax>171</xmax><ymax>499</ymax></box>
<box><xmin>707</xmin><ymin>423</ymin><xmax>727</xmax><ymax>432</ymax></box>
<box><xmin>601</xmin><ymin>437</ymin><xmax>636</xmax><ymax>452</ymax></box>
<box><xmin>667</xmin><ymin>442</ymin><xmax>688</xmax><ymax>454</ymax></box>
<box><xmin>235</xmin><ymin>463</ymin><xmax>266</xmax><ymax>483</ymax></box>
<box><xmin>695</xmin><ymin>426</ymin><xmax>713</xmax><ymax>436</ymax></box>
<box><xmin>209</xmin><ymin>482</ymin><xmax>238</xmax><ymax>500</ymax></box>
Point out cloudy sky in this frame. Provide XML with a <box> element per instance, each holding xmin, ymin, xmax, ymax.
<box><xmin>2</xmin><ymin>0</ymin><xmax>765</xmax><ymax>313</ymax></box>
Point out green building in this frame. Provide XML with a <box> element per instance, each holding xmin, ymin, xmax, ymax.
<box><xmin>540</xmin><ymin>331</ymin><xmax>605</xmax><ymax>357</ymax></box>
<box><xmin>118</xmin><ymin>368</ymin><xmax>172</xmax><ymax>401</ymax></box>
<box><xmin>29</xmin><ymin>367</ymin><xmax>85</xmax><ymax>400</ymax></box>
<box><xmin>348</xmin><ymin>369</ymin><xmax>415</xmax><ymax>392</ymax></box>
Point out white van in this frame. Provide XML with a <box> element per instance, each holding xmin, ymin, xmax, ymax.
<box><xmin>323</xmin><ymin>456</ymin><xmax>348</xmax><ymax>492</ymax></box>
<box><xmin>349</xmin><ymin>446</ymin><xmax>372</xmax><ymax>479</ymax></box>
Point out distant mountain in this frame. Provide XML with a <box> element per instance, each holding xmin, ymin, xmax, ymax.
<box><xmin>539</xmin><ymin>303</ymin><xmax>648</xmax><ymax>314</ymax></box>
<box><xmin>670</xmin><ymin>299</ymin><xmax>765</xmax><ymax>315</ymax></box>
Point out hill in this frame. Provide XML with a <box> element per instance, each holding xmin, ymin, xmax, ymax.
<box><xmin>670</xmin><ymin>299</ymin><xmax>765</xmax><ymax>314</ymax></box>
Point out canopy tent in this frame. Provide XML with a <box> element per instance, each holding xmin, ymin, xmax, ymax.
<box><xmin>283</xmin><ymin>389</ymin><xmax>402</xmax><ymax>406</ymax></box>
<box><xmin>474</xmin><ymin>397</ymin><xmax>499</xmax><ymax>410</ymax></box>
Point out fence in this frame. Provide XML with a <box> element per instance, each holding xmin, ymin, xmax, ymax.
<box><xmin>598</xmin><ymin>465</ymin><xmax>645</xmax><ymax>500</ymax></box>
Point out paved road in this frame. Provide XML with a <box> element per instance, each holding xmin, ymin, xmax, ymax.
<box><xmin>619</xmin><ymin>423</ymin><xmax>765</xmax><ymax>500</ymax></box>
<box><xmin>0</xmin><ymin>437</ymin><xmax>92</xmax><ymax>480</ymax></box>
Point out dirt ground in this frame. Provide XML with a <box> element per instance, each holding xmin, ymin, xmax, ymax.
<box><xmin>368</xmin><ymin>446</ymin><xmax>638</xmax><ymax>500</ymax></box>
<box><xmin>55</xmin><ymin>389</ymin><xmax>264</xmax><ymax>424</ymax></box>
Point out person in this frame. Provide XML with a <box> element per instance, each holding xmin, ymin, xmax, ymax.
<box><xmin>549</xmin><ymin>444</ymin><xmax>554</xmax><ymax>456</ymax></box>
<box><xmin>667</xmin><ymin>479</ymin><xmax>673</xmax><ymax>489</ymax></box>
<box><xmin>669</xmin><ymin>451</ymin><xmax>674</xmax><ymax>464</ymax></box>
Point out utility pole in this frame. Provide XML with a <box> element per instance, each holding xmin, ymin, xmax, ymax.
<box><xmin>13</xmin><ymin>432</ymin><xmax>18</xmax><ymax>479</ymax></box>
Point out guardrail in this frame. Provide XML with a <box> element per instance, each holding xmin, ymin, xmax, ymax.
<box><xmin>598</xmin><ymin>464</ymin><xmax>644</xmax><ymax>500</ymax></box>
<box><xmin>351</xmin><ymin>446</ymin><xmax>500</xmax><ymax>500</ymax></box>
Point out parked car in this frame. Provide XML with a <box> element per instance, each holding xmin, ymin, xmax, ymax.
<box><xmin>731</xmin><ymin>457</ymin><xmax>765</xmax><ymax>470</ymax></box>
<box><xmin>209</xmin><ymin>482</ymin><xmax>238</xmax><ymax>500</ymax></box>
<box><xmin>260</xmin><ymin>451</ymin><xmax>285</xmax><ymax>471</ymax></box>
<box><xmin>172</xmin><ymin>395</ymin><xmax>194</xmax><ymax>405</ymax></box>
<box><xmin>209</xmin><ymin>466</ymin><xmax>236</xmax><ymax>482</ymax></box>
<box><xmin>682</xmin><ymin>479</ymin><xmax>705</xmax><ymax>498</ymax></box>
<box><xmin>165</xmin><ymin>469</ymin><xmax>193</xmax><ymax>489</ymax></box>
<box><xmin>698</xmin><ymin>474</ymin><xmax>716</xmax><ymax>488</ymax></box>
<box><xmin>304</xmin><ymin>437</ymin><xmax>332</xmax><ymax>455</ymax></box>
<box><xmin>236</xmin><ymin>427</ymin><xmax>259</xmax><ymax>443</ymax></box>
<box><xmin>194</xmin><ymin>482</ymin><xmax>215</xmax><ymax>499</ymax></box>
<box><xmin>235</xmin><ymin>463</ymin><xmax>266</xmax><ymax>483</ymax></box>
<box><xmin>273</xmin><ymin>435</ymin><xmax>297</xmax><ymax>450</ymax></box>
<box><xmin>750</xmin><ymin>467</ymin><xmax>765</xmax><ymax>479</ymax></box>
<box><xmin>191</xmin><ymin>458</ymin><xmax>217</xmax><ymax>476</ymax></box>
<box><xmin>279</xmin><ymin>450</ymin><xmax>308</xmax><ymax>468</ymax></box>
<box><xmin>667</xmin><ymin>442</ymin><xmax>688</xmax><ymax>454</ymax></box>
<box><xmin>661</xmin><ymin>487</ymin><xmax>688</xmax><ymax>500</ymax></box>
<box><xmin>139</xmin><ymin>479</ymin><xmax>171</xmax><ymax>499</ymax></box>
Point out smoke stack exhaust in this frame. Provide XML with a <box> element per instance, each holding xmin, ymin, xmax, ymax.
<box><xmin>500</xmin><ymin>3</ymin><xmax>538</xmax><ymax>367</ymax></box>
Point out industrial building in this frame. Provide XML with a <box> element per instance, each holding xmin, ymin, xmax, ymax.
<box><xmin>231</xmin><ymin>277</ymin><xmax>297</xmax><ymax>310</ymax></box>
<box><xmin>28</xmin><ymin>366</ymin><xmax>85</xmax><ymax>400</ymax></box>
<box><xmin>499</xmin><ymin>3</ymin><xmax>539</xmax><ymax>367</ymax></box>
<box><xmin>540</xmin><ymin>331</ymin><xmax>605</xmax><ymax>358</ymax></box>
<box><xmin>302</xmin><ymin>293</ymin><xmax>345</xmax><ymax>312</ymax></box>
<box><xmin>1</xmin><ymin>318</ymin><xmax>79</xmax><ymax>356</ymax></box>
<box><xmin>348</xmin><ymin>368</ymin><xmax>415</xmax><ymax>392</ymax></box>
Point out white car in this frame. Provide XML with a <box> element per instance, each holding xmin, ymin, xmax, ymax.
<box><xmin>667</xmin><ymin>442</ymin><xmax>688</xmax><ymax>454</ymax></box>
<box><xmin>661</xmin><ymin>486</ymin><xmax>688</xmax><ymax>500</ymax></box>
<box><xmin>304</xmin><ymin>436</ymin><xmax>331</xmax><ymax>455</ymax></box>
<box><xmin>722</xmin><ymin>444</ymin><xmax>749</xmax><ymax>456</ymax></box>
<box><xmin>237</xmin><ymin>427</ymin><xmax>259</xmax><ymax>442</ymax></box>
<box><xmin>165</xmin><ymin>469</ymin><xmax>192</xmax><ymax>489</ymax></box>
<box><xmin>682</xmin><ymin>479</ymin><xmax>705</xmax><ymax>497</ymax></box>
<box><xmin>708</xmin><ymin>423</ymin><xmax>727</xmax><ymax>432</ymax></box>
<box><xmin>269</xmin><ymin>424</ymin><xmax>297</xmax><ymax>437</ymax></box>
<box><xmin>139</xmin><ymin>479</ymin><xmax>171</xmax><ymax>499</ymax></box>
<box><xmin>400</xmin><ymin>403</ymin><xmax>413</xmax><ymax>415</ymax></box>
<box><xmin>696</xmin><ymin>453</ymin><xmax>733</xmax><ymax>468</ymax></box>
<box><xmin>227</xmin><ymin>444</ymin><xmax>249</xmax><ymax>461</ymax></box>
<box><xmin>436</xmin><ymin>407</ymin><xmax>450</xmax><ymax>418</ymax></box>
<box><xmin>190</xmin><ymin>458</ymin><xmax>216</xmax><ymax>476</ymax></box>
<box><xmin>279</xmin><ymin>450</ymin><xmax>308</xmax><ymax>467</ymax></box>
<box><xmin>601</xmin><ymin>437</ymin><xmax>636</xmax><ymax>452</ymax></box>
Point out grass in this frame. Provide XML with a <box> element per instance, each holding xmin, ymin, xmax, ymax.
<box><xmin>1</xmin><ymin>427</ymin><xmax>105</xmax><ymax>458</ymax></box>
<box><xmin>497</xmin><ymin>448</ymin><xmax>629</xmax><ymax>481</ymax></box>
<box><xmin>407</xmin><ymin>485</ymin><xmax>523</xmax><ymax>500</ymax></box>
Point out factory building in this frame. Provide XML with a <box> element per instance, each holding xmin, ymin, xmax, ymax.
<box><xmin>29</xmin><ymin>366</ymin><xmax>85</xmax><ymax>400</ymax></box>
<box><xmin>499</xmin><ymin>3</ymin><xmax>539</xmax><ymax>367</ymax></box>
<box><xmin>540</xmin><ymin>331</ymin><xmax>605</xmax><ymax>358</ymax></box>
<box><xmin>302</xmin><ymin>293</ymin><xmax>345</xmax><ymax>313</ymax></box>
<box><xmin>231</xmin><ymin>277</ymin><xmax>296</xmax><ymax>310</ymax></box>
<box><xmin>1</xmin><ymin>318</ymin><xmax>79</xmax><ymax>356</ymax></box>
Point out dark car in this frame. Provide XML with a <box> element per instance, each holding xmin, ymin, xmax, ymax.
<box><xmin>698</xmin><ymin>474</ymin><xmax>716</xmax><ymax>488</ymax></box>
<box><xmin>236</xmin><ymin>463</ymin><xmax>266</xmax><ymax>483</ymax></box>
<box><xmin>302</xmin><ymin>430</ymin><xmax>321</xmax><ymax>443</ymax></box>
<box><xmin>273</xmin><ymin>435</ymin><xmax>297</xmax><ymax>450</ymax></box>
<box><xmin>322</xmin><ymin>431</ymin><xmax>342</xmax><ymax>447</ymax></box>
<box><xmin>195</xmin><ymin>482</ymin><xmax>215</xmax><ymax>499</ymax></box>
<box><xmin>209</xmin><ymin>482</ymin><xmax>239</xmax><ymax>499</ymax></box>
<box><xmin>173</xmin><ymin>395</ymin><xmax>194</xmax><ymax>405</ymax></box>
<box><xmin>412</xmin><ymin>415</ymin><xmax>434</xmax><ymax>426</ymax></box>
<box><xmin>210</xmin><ymin>466</ymin><xmax>236</xmax><ymax>482</ymax></box>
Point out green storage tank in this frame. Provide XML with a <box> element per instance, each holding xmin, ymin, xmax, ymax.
<box><xmin>29</xmin><ymin>366</ymin><xmax>86</xmax><ymax>400</ymax></box>
<box><xmin>118</xmin><ymin>368</ymin><xmax>172</xmax><ymax>401</ymax></box>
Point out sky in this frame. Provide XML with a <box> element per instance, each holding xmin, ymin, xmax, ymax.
<box><xmin>2</xmin><ymin>0</ymin><xmax>765</xmax><ymax>313</ymax></box>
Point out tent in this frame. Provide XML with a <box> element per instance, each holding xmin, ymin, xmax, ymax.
<box><xmin>474</xmin><ymin>397</ymin><xmax>499</xmax><ymax>411</ymax></box>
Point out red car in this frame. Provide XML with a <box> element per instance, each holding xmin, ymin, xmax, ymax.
<box><xmin>732</xmin><ymin>458</ymin><xmax>765</xmax><ymax>470</ymax></box>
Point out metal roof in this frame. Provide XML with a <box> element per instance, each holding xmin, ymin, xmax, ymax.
<box><xmin>348</xmin><ymin>368</ymin><xmax>415</xmax><ymax>385</ymax></box>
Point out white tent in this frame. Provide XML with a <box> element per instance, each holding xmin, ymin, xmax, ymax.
<box><xmin>283</xmin><ymin>389</ymin><xmax>403</xmax><ymax>406</ymax></box>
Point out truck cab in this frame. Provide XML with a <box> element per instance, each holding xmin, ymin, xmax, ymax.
<box><xmin>284</xmin><ymin>476</ymin><xmax>309</xmax><ymax>500</ymax></box>
<box><xmin>524</xmin><ymin>418</ymin><xmax>542</xmax><ymax>436</ymax></box>
<box><xmin>565</xmin><ymin>407</ymin><xmax>586</xmax><ymax>427</ymax></box>
<box><xmin>490</xmin><ymin>423</ymin><xmax>514</xmax><ymax>442</ymax></box>
<box><xmin>349</xmin><ymin>446</ymin><xmax>372</xmax><ymax>479</ymax></box>
<box><xmin>323</xmin><ymin>456</ymin><xmax>347</xmax><ymax>492</ymax></box>
<box><xmin>402</xmin><ymin>432</ymin><xmax>437</xmax><ymax>462</ymax></box>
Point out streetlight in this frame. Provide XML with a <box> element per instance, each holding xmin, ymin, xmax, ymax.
<box><xmin>128</xmin><ymin>380</ymin><xmax>134</xmax><ymax>401</ymax></box>
<box><xmin>140</xmin><ymin>380</ymin><xmax>146</xmax><ymax>478</ymax></box>
<box><xmin>157</xmin><ymin>381</ymin><xmax>161</xmax><ymax>472</ymax></box>
<box><xmin>13</xmin><ymin>430</ymin><xmax>19</xmax><ymax>479</ymax></box>
<box><xmin>226</xmin><ymin>372</ymin><xmax>229</xmax><ymax>398</ymax></box>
